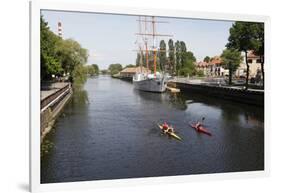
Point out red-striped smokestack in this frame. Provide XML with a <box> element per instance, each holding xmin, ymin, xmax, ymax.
<box><xmin>58</xmin><ymin>22</ymin><xmax>62</xmax><ymax>37</ymax></box>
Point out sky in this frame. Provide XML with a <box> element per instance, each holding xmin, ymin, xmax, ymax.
<box><xmin>41</xmin><ymin>10</ymin><xmax>234</xmax><ymax>70</ymax></box>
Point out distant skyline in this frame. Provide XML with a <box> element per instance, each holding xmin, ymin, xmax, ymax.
<box><xmin>41</xmin><ymin>10</ymin><xmax>234</xmax><ymax>69</ymax></box>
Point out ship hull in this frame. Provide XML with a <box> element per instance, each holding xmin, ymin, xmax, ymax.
<box><xmin>133</xmin><ymin>78</ymin><xmax>167</xmax><ymax>93</ymax></box>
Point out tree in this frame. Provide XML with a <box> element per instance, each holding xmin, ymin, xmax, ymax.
<box><xmin>100</xmin><ymin>69</ymin><xmax>108</xmax><ymax>75</ymax></box>
<box><xmin>221</xmin><ymin>48</ymin><xmax>243</xmax><ymax>85</ymax></box>
<box><xmin>40</xmin><ymin>16</ymin><xmax>63</xmax><ymax>80</ymax></box>
<box><xmin>168</xmin><ymin>39</ymin><xmax>175</xmax><ymax>74</ymax></box>
<box><xmin>253</xmin><ymin>23</ymin><xmax>264</xmax><ymax>87</ymax></box>
<box><xmin>180</xmin><ymin>51</ymin><xmax>196</xmax><ymax>76</ymax></box>
<box><xmin>175</xmin><ymin>41</ymin><xmax>181</xmax><ymax>74</ymax></box>
<box><xmin>159</xmin><ymin>40</ymin><xmax>167</xmax><ymax>71</ymax></box>
<box><xmin>108</xmin><ymin>63</ymin><xmax>123</xmax><ymax>75</ymax></box>
<box><xmin>180</xmin><ymin>41</ymin><xmax>187</xmax><ymax>69</ymax></box>
<box><xmin>136</xmin><ymin>51</ymin><xmax>145</xmax><ymax>67</ymax></box>
<box><xmin>87</xmin><ymin>64</ymin><xmax>99</xmax><ymax>76</ymax></box>
<box><xmin>56</xmin><ymin>39</ymin><xmax>88</xmax><ymax>75</ymax></box>
<box><xmin>226</xmin><ymin>21</ymin><xmax>260</xmax><ymax>89</ymax></box>
<box><xmin>41</xmin><ymin>16</ymin><xmax>88</xmax><ymax>84</ymax></box>
<box><xmin>204</xmin><ymin>56</ymin><xmax>210</xmax><ymax>63</ymax></box>
<box><xmin>92</xmin><ymin>64</ymin><xmax>99</xmax><ymax>74</ymax></box>
<box><xmin>124</xmin><ymin>64</ymin><xmax>135</xmax><ymax>68</ymax></box>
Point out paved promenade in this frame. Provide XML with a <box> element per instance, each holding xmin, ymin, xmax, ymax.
<box><xmin>41</xmin><ymin>82</ymin><xmax>70</xmax><ymax>101</ymax></box>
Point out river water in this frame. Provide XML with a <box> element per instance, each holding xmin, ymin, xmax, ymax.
<box><xmin>41</xmin><ymin>75</ymin><xmax>264</xmax><ymax>183</ymax></box>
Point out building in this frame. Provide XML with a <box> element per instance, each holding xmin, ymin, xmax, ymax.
<box><xmin>119</xmin><ymin>66</ymin><xmax>151</xmax><ymax>78</ymax></box>
<box><xmin>197</xmin><ymin>51</ymin><xmax>262</xmax><ymax>78</ymax></box>
<box><xmin>196</xmin><ymin>56</ymin><xmax>227</xmax><ymax>76</ymax></box>
<box><xmin>236</xmin><ymin>50</ymin><xmax>262</xmax><ymax>77</ymax></box>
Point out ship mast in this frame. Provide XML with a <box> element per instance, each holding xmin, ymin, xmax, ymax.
<box><xmin>152</xmin><ymin>16</ymin><xmax>157</xmax><ymax>78</ymax></box>
<box><xmin>138</xmin><ymin>16</ymin><xmax>143</xmax><ymax>73</ymax></box>
<box><xmin>136</xmin><ymin>16</ymin><xmax>172</xmax><ymax>78</ymax></box>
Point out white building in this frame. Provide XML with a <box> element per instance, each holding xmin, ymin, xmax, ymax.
<box><xmin>236</xmin><ymin>50</ymin><xmax>262</xmax><ymax>78</ymax></box>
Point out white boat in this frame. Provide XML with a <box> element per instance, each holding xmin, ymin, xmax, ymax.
<box><xmin>133</xmin><ymin>16</ymin><xmax>171</xmax><ymax>93</ymax></box>
<box><xmin>133</xmin><ymin>72</ymin><xmax>167</xmax><ymax>93</ymax></box>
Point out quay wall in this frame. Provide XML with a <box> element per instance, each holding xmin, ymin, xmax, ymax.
<box><xmin>168</xmin><ymin>81</ymin><xmax>264</xmax><ymax>107</ymax></box>
<box><xmin>41</xmin><ymin>83</ymin><xmax>72</xmax><ymax>142</ymax></box>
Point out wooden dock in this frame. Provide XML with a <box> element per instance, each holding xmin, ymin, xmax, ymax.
<box><xmin>166</xmin><ymin>86</ymin><xmax>180</xmax><ymax>93</ymax></box>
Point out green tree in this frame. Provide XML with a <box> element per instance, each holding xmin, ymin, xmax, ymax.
<box><xmin>87</xmin><ymin>64</ymin><xmax>99</xmax><ymax>76</ymax></box>
<box><xmin>100</xmin><ymin>69</ymin><xmax>108</xmax><ymax>74</ymax></box>
<box><xmin>92</xmin><ymin>64</ymin><xmax>99</xmax><ymax>74</ymax></box>
<box><xmin>175</xmin><ymin>41</ymin><xmax>181</xmax><ymax>74</ymax></box>
<box><xmin>108</xmin><ymin>63</ymin><xmax>123</xmax><ymax>75</ymax></box>
<box><xmin>136</xmin><ymin>52</ymin><xmax>141</xmax><ymax>66</ymax></box>
<box><xmin>136</xmin><ymin>51</ymin><xmax>145</xmax><ymax>67</ymax></box>
<box><xmin>253</xmin><ymin>23</ymin><xmax>264</xmax><ymax>87</ymax></box>
<box><xmin>159</xmin><ymin>40</ymin><xmax>167</xmax><ymax>71</ymax></box>
<box><xmin>179</xmin><ymin>51</ymin><xmax>196</xmax><ymax>76</ymax></box>
<box><xmin>180</xmin><ymin>41</ymin><xmax>187</xmax><ymax>69</ymax></box>
<box><xmin>41</xmin><ymin>16</ymin><xmax>88</xmax><ymax>85</ymax></box>
<box><xmin>226</xmin><ymin>21</ymin><xmax>260</xmax><ymax>89</ymax></box>
<box><xmin>56</xmin><ymin>39</ymin><xmax>88</xmax><ymax>76</ymax></box>
<box><xmin>124</xmin><ymin>64</ymin><xmax>135</xmax><ymax>68</ymax></box>
<box><xmin>204</xmin><ymin>56</ymin><xmax>210</xmax><ymax>63</ymax></box>
<box><xmin>72</xmin><ymin>64</ymin><xmax>88</xmax><ymax>85</ymax></box>
<box><xmin>40</xmin><ymin>16</ymin><xmax>63</xmax><ymax>80</ymax></box>
<box><xmin>221</xmin><ymin>48</ymin><xmax>243</xmax><ymax>85</ymax></box>
<box><xmin>168</xmin><ymin>39</ymin><xmax>175</xmax><ymax>74</ymax></box>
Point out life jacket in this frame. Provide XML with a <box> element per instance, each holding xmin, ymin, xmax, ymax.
<box><xmin>162</xmin><ymin>123</ymin><xmax>168</xmax><ymax>130</ymax></box>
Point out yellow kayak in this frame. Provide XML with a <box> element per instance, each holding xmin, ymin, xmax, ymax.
<box><xmin>158</xmin><ymin>124</ymin><xmax>182</xmax><ymax>141</ymax></box>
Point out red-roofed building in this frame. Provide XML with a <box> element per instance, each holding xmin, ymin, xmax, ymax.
<box><xmin>196</xmin><ymin>56</ymin><xmax>227</xmax><ymax>76</ymax></box>
<box><xmin>197</xmin><ymin>51</ymin><xmax>262</xmax><ymax>78</ymax></box>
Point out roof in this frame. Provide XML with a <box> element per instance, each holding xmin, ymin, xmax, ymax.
<box><xmin>196</xmin><ymin>61</ymin><xmax>209</xmax><ymax>67</ymax></box>
<box><xmin>210</xmin><ymin>56</ymin><xmax>222</xmax><ymax>65</ymax></box>
<box><xmin>120</xmin><ymin>66</ymin><xmax>150</xmax><ymax>73</ymax></box>
<box><xmin>247</xmin><ymin>50</ymin><xmax>260</xmax><ymax>59</ymax></box>
<box><xmin>196</xmin><ymin>56</ymin><xmax>222</xmax><ymax>67</ymax></box>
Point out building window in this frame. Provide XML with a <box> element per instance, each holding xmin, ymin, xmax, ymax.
<box><xmin>247</xmin><ymin>59</ymin><xmax>253</xmax><ymax>63</ymax></box>
<box><xmin>256</xmin><ymin>59</ymin><xmax>261</xmax><ymax>63</ymax></box>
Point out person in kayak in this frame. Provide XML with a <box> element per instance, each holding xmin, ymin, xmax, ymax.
<box><xmin>162</xmin><ymin>122</ymin><xmax>169</xmax><ymax>133</ymax></box>
<box><xmin>195</xmin><ymin>117</ymin><xmax>205</xmax><ymax>131</ymax></box>
<box><xmin>167</xmin><ymin>126</ymin><xmax>174</xmax><ymax>133</ymax></box>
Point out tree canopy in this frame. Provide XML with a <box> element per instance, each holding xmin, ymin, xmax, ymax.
<box><xmin>108</xmin><ymin>63</ymin><xmax>123</xmax><ymax>75</ymax></box>
<box><xmin>221</xmin><ymin>48</ymin><xmax>243</xmax><ymax>85</ymax></box>
<box><xmin>41</xmin><ymin>16</ymin><xmax>89</xmax><ymax>85</ymax></box>
<box><xmin>226</xmin><ymin>21</ymin><xmax>264</xmax><ymax>89</ymax></box>
<box><xmin>86</xmin><ymin>64</ymin><xmax>99</xmax><ymax>76</ymax></box>
<box><xmin>203</xmin><ymin>56</ymin><xmax>210</xmax><ymax>63</ymax></box>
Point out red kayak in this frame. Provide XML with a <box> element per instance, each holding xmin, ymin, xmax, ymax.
<box><xmin>189</xmin><ymin>123</ymin><xmax>212</xmax><ymax>136</ymax></box>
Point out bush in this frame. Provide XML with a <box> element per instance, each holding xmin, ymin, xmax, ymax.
<box><xmin>197</xmin><ymin>70</ymin><xmax>204</xmax><ymax>77</ymax></box>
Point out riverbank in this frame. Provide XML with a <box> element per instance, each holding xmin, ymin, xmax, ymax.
<box><xmin>41</xmin><ymin>82</ymin><xmax>72</xmax><ymax>142</ymax></box>
<box><xmin>168</xmin><ymin>80</ymin><xmax>264</xmax><ymax>107</ymax></box>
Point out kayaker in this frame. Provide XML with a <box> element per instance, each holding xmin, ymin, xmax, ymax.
<box><xmin>162</xmin><ymin>122</ymin><xmax>169</xmax><ymax>132</ymax></box>
<box><xmin>167</xmin><ymin>126</ymin><xmax>174</xmax><ymax>133</ymax></box>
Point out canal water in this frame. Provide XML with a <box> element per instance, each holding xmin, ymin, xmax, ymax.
<box><xmin>41</xmin><ymin>75</ymin><xmax>264</xmax><ymax>183</ymax></box>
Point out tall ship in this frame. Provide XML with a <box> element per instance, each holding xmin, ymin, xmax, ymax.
<box><xmin>133</xmin><ymin>16</ymin><xmax>172</xmax><ymax>93</ymax></box>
